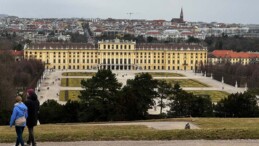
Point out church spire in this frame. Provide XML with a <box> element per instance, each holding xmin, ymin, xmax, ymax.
<box><xmin>180</xmin><ymin>7</ymin><xmax>184</xmax><ymax>21</ymax></box>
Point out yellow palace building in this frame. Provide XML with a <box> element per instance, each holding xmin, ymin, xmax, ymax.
<box><xmin>24</xmin><ymin>39</ymin><xmax>207</xmax><ymax>71</ymax></box>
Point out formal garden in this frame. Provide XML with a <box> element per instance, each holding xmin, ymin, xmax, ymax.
<box><xmin>61</xmin><ymin>78</ymin><xmax>88</xmax><ymax>87</ymax></box>
<box><xmin>135</xmin><ymin>72</ymin><xmax>185</xmax><ymax>77</ymax></box>
<box><xmin>159</xmin><ymin>79</ymin><xmax>209</xmax><ymax>87</ymax></box>
<box><xmin>187</xmin><ymin>90</ymin><xmax>229</xmax><ymax>102</ymax></box>
<box><xmin>59</xmin><ymin>90</ymin><xmax>81</xmax><ymax>101</ymax></box>
<box><xmin>62</xmin><ymin>72</ymin><xmax>96</xmax><ymax>76</ymax></box>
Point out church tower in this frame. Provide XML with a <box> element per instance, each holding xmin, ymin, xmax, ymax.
<box><xmin>180</xmin><ymin>7</ymin><xmax>184</xmax><ymax>22</ymax></box>
<box><xmin>171</xmin><ymin>7</ymin><xmax>185</xmax><ymax>23</ymax></box>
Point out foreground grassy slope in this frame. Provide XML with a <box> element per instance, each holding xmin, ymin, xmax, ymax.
<box><xmin>1</xmin><ymin>118</ymin><xmax>259</xmax><ymax>142</ymax></box>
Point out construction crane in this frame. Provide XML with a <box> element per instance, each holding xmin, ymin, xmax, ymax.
<box><xmin>126</xmin><ymin>12</ymin><xmax>134</xmax><ymax>19</ymax></box>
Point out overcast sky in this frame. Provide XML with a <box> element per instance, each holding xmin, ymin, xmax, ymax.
<box><xmin>0</xmin><ymin>0</ymin><xmax>258</xmax><ymax>24</ymax></box>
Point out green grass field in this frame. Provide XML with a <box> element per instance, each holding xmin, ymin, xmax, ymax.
<box><xmin>159</xmin><ymin>79</ymin><xmax>209</xmax><ymax>87</ymax></box>
<box><xmin>1</xmin><ymin>118</ymin><xmax>259</xmax><ymax>142</ymax></box>
<box><xmin>58</xmin><ymin>90</ymin><xmax>228</xmax><ymax>102</ymax></box>
<box><xmin>62</xmin><ymin>72</ymin><xmax>96</xmax><ymax>76</ymax></box>
<box><xmin>136</xmin><ymin>72</ymin><xmax>184</xmax><ymax>77</ymax></box>
<box><xmin>187</xmin><ymin>90</ymin><xmax>229</xmax><ymax>102</ymax></box>
<box><xmin>59</xmin><ymin>90</ymin><xmax>81</xmax><ymax>101</ymax></box>
<box><xmin>61</xmin><ymin>78</ymin><xmax>88</xmax><ymax>87</ymax></box>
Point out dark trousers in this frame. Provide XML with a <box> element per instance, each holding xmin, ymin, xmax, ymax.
<box><xmin>15</xmin><ymin>126</ymin><xmax>25</xmax><ymax>146</ymax></box>
<box><xmin>27</xmin><ymin>126</ymin><xmax>36</xmax><ymax>146</ymax></box>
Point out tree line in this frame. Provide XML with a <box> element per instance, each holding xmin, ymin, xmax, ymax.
<box><xmin>0</xmin><ymin>53</ymin><xmax>44</xmax><ymax>125</ymax></box>
<box><xmin>204</xmin><ymin>36</ymin><xmax>259</xmax><ymax>52</ymax></box>
<box><xmin>201</xmin><ymin>63</ymin><xmax>259</xmax><ymax>89</ymax></box>
<box><xmin>38</xmin><ymin>69</ymin><xmax>259</xmax><ymax>124</ymax></box>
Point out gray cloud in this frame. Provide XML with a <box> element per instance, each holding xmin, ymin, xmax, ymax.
<box><xmin>0</xmin><ymin>0</ymin><xmax>258</xmax><ymax>23</ymax></box>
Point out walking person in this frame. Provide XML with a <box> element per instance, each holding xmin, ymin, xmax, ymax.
<box><xmin>24</xmin><ymin>89</ymin><xmax>40</xmax><ymax>146</ymax></box>
<box><xmin>10</xmin><ymin>96</ymin><xmax>28</xmax><ymax>146</ymax></box>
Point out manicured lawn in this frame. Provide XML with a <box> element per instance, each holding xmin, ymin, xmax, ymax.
<box><xmin>59</xmin><ymin>90</ymin><xmax>81</xmax><ymax>101</ymax></box>
<box><xmin>136</xmin><ymin>72</ymin><xmax>184</xmax><ymax>77</ymax></box>
<box><xmin>191</xmin><ymin>118</ymin><xmax>259</xmax><ymax>129</ymax></box>
<box><xmin>61</xmin><ymin>78</ymin><xmax>88</xmax><ymax>87</ymax></box>
<box><xmin>187</xmin><ymin>90</ymin><xmax>229</xmax><ymax>102</ymax></box>
<box><xmin>61</xmin><ymin>78</ymin><xmax>208</xmax><ymax>88</ymax></box>
<box><xmin>159</xmin><ymin>79</ymin><xmax>209</xmax><ymax>87</ymax></box>
<box><xmin>1</xmin><ymin>118</ymin><xmax>259</xmax><ymax>142</ymax></box>
<box><xmin>62</xmin><ymin>72</ymin><xmax>96</xmax><ymax>76</ymax></box>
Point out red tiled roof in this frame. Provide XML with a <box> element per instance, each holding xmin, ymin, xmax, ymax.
<box><xmin>146</xmin><ymin>31</ymin><xmax>161</xmax><ymax>35</ymax></box>
<box><xmin>212</xmin><ymin>50</ymin><xmax>259</xmax><ymax>58</ymax></box>
<box><xmin>94</xmin><ymin>29</ymin><xmax>103</xmax><ymax>32</ymax></box>
<box><xmin>11</xmin><ymin>50</ymin><xmax>24</xmax><ymax>56</ymax></box>
<box><xmin>0</xmin><ymin>50</ymin><xmax>23</xmax><ymax>56</ymax></box>
<box><xmin>181</xmin><ymin>32</ymin><xmax>194</xmax><ymax>35</ymax></box>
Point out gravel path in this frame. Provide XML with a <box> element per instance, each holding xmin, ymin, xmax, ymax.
<box><xmin>84</xmin><ymin>121</ymin><xmax>200</xmax><ymax>130</ymax></box>
<box><xmin>1</xmin><ymin>140</ymin><xmax>259</xmax><ymax>146</ymax></box>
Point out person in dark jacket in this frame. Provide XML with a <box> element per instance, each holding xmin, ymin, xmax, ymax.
<box><xmin>10</xmin><ymin>96</ymin><xmax>28</xmax><ymax>146</ymax></box>
<box><xmin>24</xmin><ymin>89</ymin><xmax>40</xmax><ymax>146</ymax></box>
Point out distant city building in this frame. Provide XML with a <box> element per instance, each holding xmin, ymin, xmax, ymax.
<box><xmin>24</xmin><ymin>39</ymin><xmax>207</xmax><ymax>71</ymax></box>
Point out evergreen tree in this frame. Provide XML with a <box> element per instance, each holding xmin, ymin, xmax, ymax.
<box><xmin>79</xmin><ymin>69</ymin><xmax>122</xmax><ymax>121</ymax></box>
<box><xmin>157</xmin><ymin>80</ymin><xmax>174</xmax><ymax>114</ymax></box>
<box><xmin>215</xmin><ymin>92</ymin><xmax>259</xmax><ymax>117</ymax></box>
<box><xmin>119</xmin><ymin>73</ymin><xmax>158</xmax><ymax>119</ymax></box>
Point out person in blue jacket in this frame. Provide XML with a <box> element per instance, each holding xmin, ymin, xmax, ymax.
<box><xmin>10</xmin><ymin>96</ymin><xmax>28</xmax><ymax>146</ymax></box>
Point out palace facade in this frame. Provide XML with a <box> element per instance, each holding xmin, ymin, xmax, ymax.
<box><xmin>24</xmin><ymin>39</ymin><xmax>207</xmax><ymax>71</ymax></box>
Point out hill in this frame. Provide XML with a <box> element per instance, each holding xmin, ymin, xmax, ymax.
<box><xmin>0</xmin><ymin>14</ymin><xmax>8</xmax><ymax>18</ymax></box>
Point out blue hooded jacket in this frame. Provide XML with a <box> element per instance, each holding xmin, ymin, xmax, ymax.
<box><xmin>10</xmin><ymin>102</ymin><xmax>28</xmax><ymax>127</ymax></box>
